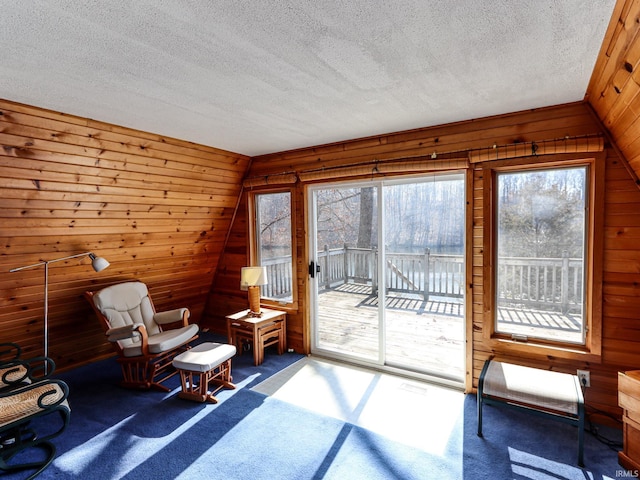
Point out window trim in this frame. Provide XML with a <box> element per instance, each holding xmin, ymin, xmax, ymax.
<box><xmin>247</xmin><ymin>188</ymin><xmax>298</xmax><ymax>312</ymax></box>
<box><xmin>482</xmin><ymin>153</ymin><xmax>604</xmax><ymax>362</ymax></box>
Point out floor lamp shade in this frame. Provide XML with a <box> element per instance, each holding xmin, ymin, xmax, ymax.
<box><xmin>89</xmin><ymin>253</ymin><xmax>110</xmax><ymax>272</ymax></box>
<box><xmin>240</xmin><ymin>266</ymin><xmax>268</xmax><ymax>317</ymax></box>
<box><xmin>9</xmin><ymin>252</ymin><xmax>110</xmax><ymax>371</ymax></box>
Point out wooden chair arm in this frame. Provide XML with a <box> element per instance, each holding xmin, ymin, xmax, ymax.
<box><xmin>107</xmin><ymin>323</ymin><xmax>150</xmax><ymax>357</ymax></box>
<box><xmin>106</xmin><ymin>323</ymin><xmax>146</xmax><ymax>341</ymax></box>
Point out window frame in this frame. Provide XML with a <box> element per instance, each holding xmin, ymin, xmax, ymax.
<box><xmin>482</xmin><ymin>153</ymin><xmax>604</xmax><ymax>362</ymax></box>
<box><xmin>247</xmin><ymin>188</ymin><xmax>298</xmax><ymax>311</ymax></box>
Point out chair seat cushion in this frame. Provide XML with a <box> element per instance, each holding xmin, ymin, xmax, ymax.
<box><xmin>0</xmin><ymin>381</ymin><xmax>69</xmax><ymax>428</ymax></box>
<box><xmin>121</xmin><ymin>324</ymin><xmax>199</xmax><ymax>358</ymax></box>
<box><xmin>172</xmin><ymin>342</ymin><xmax>237</xmax><ymax>372</ymax></box>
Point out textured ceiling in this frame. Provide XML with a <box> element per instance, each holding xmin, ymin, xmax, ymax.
<box><xmin>1</xmin><ymin>0</ymin><xmax>617</xmax><ymax>156</ymax></box>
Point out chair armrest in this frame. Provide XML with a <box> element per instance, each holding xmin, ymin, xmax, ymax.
<box><xmin>106</xmin><ymin>323</ymin><xmax>145</xmax><ymax>341</ymax></box>
<box><xmin>154</xmin><ymin>308</ymin><xmax>190</xmax><ymax>326</ymax></box>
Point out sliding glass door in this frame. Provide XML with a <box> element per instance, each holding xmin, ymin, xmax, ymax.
<box><xmin>309</xmin><ymin>174</ymin><xmax>466</xmax><ymax>382</ymax></box>
<box><xmin>310</xmin><ymin>184</ymin><xmax>380</xmax><ymax>362</ymax></box>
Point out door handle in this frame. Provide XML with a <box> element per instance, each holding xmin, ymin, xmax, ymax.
<box><xmin>309</xmin><ymin>261</ymin><xmax>321</xmax><ymax>278</ymax></box>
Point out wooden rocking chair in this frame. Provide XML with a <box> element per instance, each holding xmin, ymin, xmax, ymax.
<box><xmin>85</xmin><ymin>281</ymin><xmax>199</xmax><ymax>391</ymax></box>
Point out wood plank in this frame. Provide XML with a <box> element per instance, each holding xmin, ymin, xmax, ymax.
<box><xmin>0</xmin><ymin>99</ymin><xmax>247</xmax><ymax>371</ymax></box>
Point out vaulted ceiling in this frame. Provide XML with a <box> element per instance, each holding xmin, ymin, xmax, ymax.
<box><xmin>587</xmin><ymin>0</ymin><xmax>640</xmax><ymax>185</ymax></box>
<box><xmin>2</xmin><ymin>0</ymin><xmax>617</xmax><ymax>158</ymax></box>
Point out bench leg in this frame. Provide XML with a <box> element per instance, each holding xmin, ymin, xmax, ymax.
<box><xmin>477</xmin><ymin>360</ymin><xmax>491</xmax><ymax>437</ymax></box>
<box><xmin>477</xmin><ymin>392</ymin><xmax>484</xmax><ymax>437</ymax></box>
<box><xmin>578</xmin><ymin>403</ymin><xmax>585</xmax><ymax>467</ymax></box>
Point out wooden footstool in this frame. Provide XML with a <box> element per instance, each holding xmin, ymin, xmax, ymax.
<box><xmin>172</xmin><ymin>342</ymin><xmax>236</xmax><ymax>403</ymax></box>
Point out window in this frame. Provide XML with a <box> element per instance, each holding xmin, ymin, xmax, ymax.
<box><xmin>252</xmin><ymin>191</ymin><xmax>294</xmax><ymax>304</ymax></box>
<box><xmin>496</xmin><ymin>166</ymin><xmax>587</xmax><ymax>344</ymax></box>
<box><xmin>484</xmin><ymin>156</ymin><xmax>603</xmax><ymax>358</ymax></box>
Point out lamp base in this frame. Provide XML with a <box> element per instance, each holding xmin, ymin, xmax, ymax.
<box><xmin>247</xmin><ymin>286</ymin><xmax>262</xmax><ymax>317</ymax></box>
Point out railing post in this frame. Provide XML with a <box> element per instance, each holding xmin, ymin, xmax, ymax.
<box><xmin>561</xmin><ymin>250</ymin><xmax>569</xmax><ymax>313</ymax></box>
<box><xmin>423</xmin><ymin>248</ymin><xmax>430</xmax><ymax>301</ymax></box>
<box><xmin>343</xmin><ymin>243</ymin><xmax>349</xmax><ymax>285</ymax></box>
<box><xmin>323</xmin><ymin>244</ymin><xmax>330</xmax><ymax>289</ymax></box>
<box><xmin>372</xmin><ymin>247</ymin><xmax>378</xmax><ymax>296</ymax></box>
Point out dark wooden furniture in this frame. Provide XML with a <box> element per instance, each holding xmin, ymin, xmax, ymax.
<box><xmin>226</xmin><ymin>308</ymin><xmax>287</xmax><ymax>366</ymax></box>
<box><xmin>619</xmin><ymin>370</ymin><xmax>640</xmax><ymax>471</ymax></box>
<box><xmin>85</xmin><ymin>281</ymin><xmax>199</xmax><ymax>391</ymax></box>
<box><xmin>173</xmin><ymin>342</ymin><xmax>236</xmax><ymax>404</ymax></box>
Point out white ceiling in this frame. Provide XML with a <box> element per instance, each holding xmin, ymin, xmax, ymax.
<box><xmin>1</xmin><ymin>0</ymin><xmax>616</xmax><ymax>157</ymax></box>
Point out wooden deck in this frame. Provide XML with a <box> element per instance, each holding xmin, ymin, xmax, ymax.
<box><xmin>316</xmin><ymin>284</ymin><xmax>466</xmax><ymax>381</ymax></box>
<box><xmin>315</xmin><ymin>283</ymin><xmax>582</xmax><ymax>382</ymax></box>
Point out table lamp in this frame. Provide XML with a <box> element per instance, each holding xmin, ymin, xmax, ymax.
<box><xmin>240</xmin><ymin>266</ymin><xmax>268</xmax><ymax>317</ymax></box>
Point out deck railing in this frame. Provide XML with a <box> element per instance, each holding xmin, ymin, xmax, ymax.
<box><xmin>497</xmin><ymin>253</ymin><xmax>583</xmax><ymax>313</ymax></box>
<box><xmin>261</xmin><ymin>246</ymin><xmax>583</xmax><ymax>312</ymax></box>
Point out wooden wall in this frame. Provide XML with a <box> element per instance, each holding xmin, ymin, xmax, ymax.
<box><xmin>208</xmin><ymin>101</ymin><xmax>640</xmax><ymax>417</ymax></box>
<box><xmin>0</xmin><ymin>99</ymin><xmax>249</xmax><ymax>371</ymax></box>
<box><xmin>205</xmin><ymin>185</ymin><xmax>309</xmax><ymax>354</ymax></box>
<box><xmin>3</xmin><ymin>0</ymin><xmax>640</xmax><ymax>418</ymax></box>
<box><xmin>588</xmin><ymin>0</ymin><xmax>640</xmax><ymax>185</ymax></box>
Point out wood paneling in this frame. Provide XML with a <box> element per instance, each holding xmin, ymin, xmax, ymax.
<box><xmin>588</xmin><ymin>0</ymin><xmax>640</xmax><ymax>185</ymax></box>
<box><xmin>4</xmin><ymin>0</ymin><xmax>640</xmax><ymax>420</ymax></box>
<box><xmin>0</xmin><ymin>99</ymin><xmax>249</xmax><ymax>371</ymax></box>
<box><xmin>210</xmin><ymin>100</ymin><xmax>640</xmax><ymax>418</ymax></box>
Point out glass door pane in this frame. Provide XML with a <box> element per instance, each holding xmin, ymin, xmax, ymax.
<box><xmin>383</xmin><ymin>175</ymin><xmax>465</xmax><ymax>380</ymax></box>
<box><xmin>312</xmin><ymin>185</ymin><xmax>380</xmax><ymax>362</ymax></box>
<box><xmin>309</xmin><ymin>174</ymin><xmax>466</xmax><ymax>383</ymax></box>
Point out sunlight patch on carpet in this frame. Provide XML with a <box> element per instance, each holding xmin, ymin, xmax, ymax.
<box><xmin>508</xmin><ymin>447</ymin><xmax>616</xmax><ymax>480</ymax></box>
<box><xmin>252</xmin><ymin>357</ymin><xmax>464</xmax><ymax>455</ymax></box>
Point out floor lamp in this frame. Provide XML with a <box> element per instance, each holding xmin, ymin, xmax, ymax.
<box><xmin>9</xmin><ymin>252</ymin><xmax>110</xmax><ymax>371</ymax></box>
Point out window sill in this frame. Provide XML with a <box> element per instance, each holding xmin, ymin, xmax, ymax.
<box><xmin>488</xmin><ymin>337</ymin><xmax>602</xmax><ymax>364</ymax></box>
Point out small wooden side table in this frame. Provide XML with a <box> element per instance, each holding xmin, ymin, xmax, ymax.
<box><xmin>226</xmin><ymin>308</ymin><xmax>287</xmax><ymax>366</ymax></box>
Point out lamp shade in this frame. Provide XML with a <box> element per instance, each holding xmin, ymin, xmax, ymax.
<box><xmin>89</xmin><ymin>254</ymin><xmax>110</xmax><ymax>272</ymax></box>
<box><xmin>240</xmin><ymin>266</ymin><xmax>268</xmax><ymax>288</ymax></box>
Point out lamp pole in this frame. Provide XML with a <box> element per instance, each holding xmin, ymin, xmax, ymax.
<box><xmin>10</xmin><ymin>252</ymin><xmax>109</xmax><ymax>372</ymax></box>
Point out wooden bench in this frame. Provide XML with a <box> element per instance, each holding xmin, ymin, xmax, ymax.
<box><xmin>477</xmin><ymin>359</ymin><xmax>585</xmax><ymax>466</ymax></box>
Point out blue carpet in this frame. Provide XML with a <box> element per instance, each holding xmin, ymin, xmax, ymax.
<box><xmin>1</xmin><ymin>333</ymin><xmax>626</xmax><ymax>479</ymax></box>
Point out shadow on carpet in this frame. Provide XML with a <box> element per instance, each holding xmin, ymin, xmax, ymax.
<box><xmin>1</xmin><ymin>333</ymin><xmax>625</xmax><ymax>479</ymax></box>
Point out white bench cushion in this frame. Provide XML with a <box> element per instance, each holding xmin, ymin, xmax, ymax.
<box><xmin>173</xmin><ymin>342</ymin><xmax>237</xmax><ymax>373</ymax></box>
<box><xmin>483</xmin><ymin>360</ymin><xmax>580</xmax><ymax>415</ymax></box>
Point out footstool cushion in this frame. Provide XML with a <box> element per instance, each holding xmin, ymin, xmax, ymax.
<box><xmin>173</xmin><ymin>342</ymin><xmax>236</xmax><ymax>403</ymax></box>
<box><xmin>173</xmin><ymin>342</ymin><xmax>236</xmax><ymax>372</ymax></box>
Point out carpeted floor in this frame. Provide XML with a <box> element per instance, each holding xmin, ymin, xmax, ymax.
<box><xmin>1</xmin><ymin>333</ymin><xmax>626</xmax><ymax>479</ymax></box>
<box><xmin>252</xmin><ymin>357</ymin><xmax>464</xmax><ymax>456</ymax></box>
